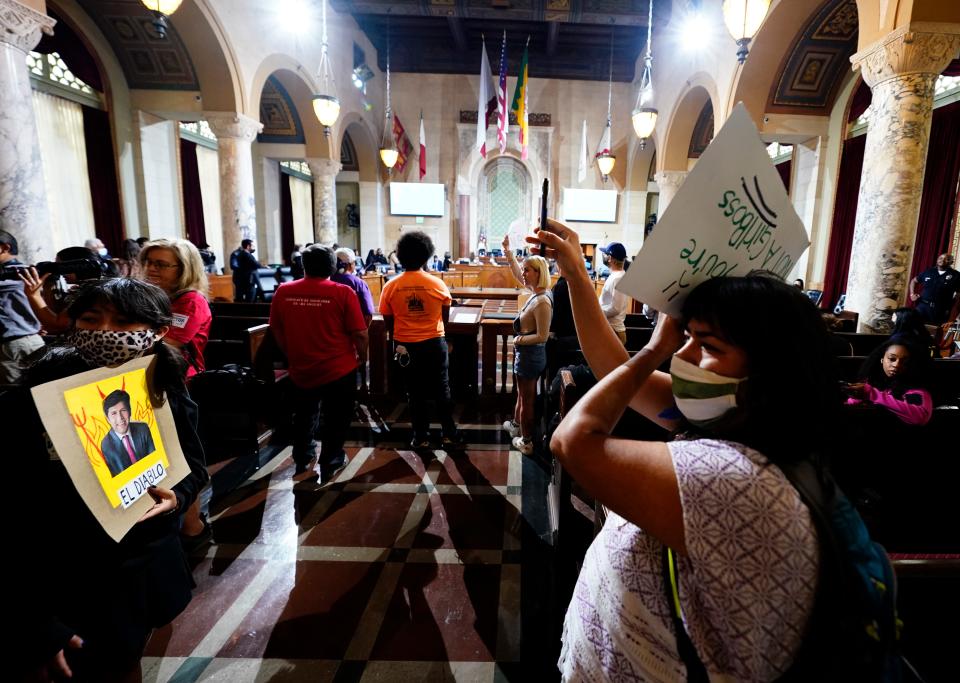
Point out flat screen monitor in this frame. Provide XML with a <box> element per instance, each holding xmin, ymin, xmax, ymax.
<box><xmin>389</xmin><ymin>182</ymin><xmax>445</xmax><ymax>217</ymax></box>
<box><xmin>562</xmin><ymin>188</ymin><xmax>618</xmax><ymax>223</ymax></box>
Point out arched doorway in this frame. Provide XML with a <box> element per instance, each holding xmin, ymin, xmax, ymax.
<box><xmin>478</xmin><ymin>157</ymin><xmax>532</xmax><ymax>252</ymax></box>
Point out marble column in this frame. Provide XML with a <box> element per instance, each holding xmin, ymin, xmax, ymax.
<box><xmin>0</xmin><ymin>0</ymin><xmax>55</xmax><ymax>264</ymax></box>
<box><xmin>654</xmin><ymin>170</ymin><xmax>688</xmax><ymax>214</ymax></box>
<box><xmin>457</xmin><ymin>194</ymin><xmax>470</xmax><ymax>258</ymax></box>
<box><xmin>847</xmin><ymin>26</ymin><xmax>960</xmax><ymax>332</ymax></box>
<box><xmin>307</xmin><ymin>158</ymin><xmax>341</xmax><ymax>245</ymax></box>
<box><xmin>206</xmin><ymin>113</ymin><xmax>262</xmax><ymax>270</ymax></box>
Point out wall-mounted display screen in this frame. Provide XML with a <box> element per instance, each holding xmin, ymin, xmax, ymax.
<box><xmin>562</xmin><ymin>188</ymin><xmax>618</xmax><ymax>223</ymax></box>
<box><xmin>389</xmin><ymin>182</ymin><xmax>445</xmax><ymax>217</ymax></box>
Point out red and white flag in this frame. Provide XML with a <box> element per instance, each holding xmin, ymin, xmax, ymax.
<box><xmin>476</xmin><ymin>39</ymin><xmax>494</xmax><ymax>158</ymax></box>
<box><xmin>595</xmin><ymin>121</ymin><xmax>612</xmax><ymax>159</ymax></box>
<box><xmin>496</xmin><ymin>31</ymin><xmax>509</xmax><ymax>154</ymax></box>
<box><xmin>419</xmin><ymin>111</ymin><xmax>426</xmax><ymax>180</ymax></box>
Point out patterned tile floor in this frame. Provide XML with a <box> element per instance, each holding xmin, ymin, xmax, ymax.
<box><xmin>141</xmin><ymin>403</ymin><xmax>564</xmax><ymax>682</ymax></box>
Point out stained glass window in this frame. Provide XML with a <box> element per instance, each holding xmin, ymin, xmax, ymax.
<box><xmin>26</xmin><ymin>51</ymin><xmax>101</xmax><ymax>108</ymax></box>
<box><xmin>280</xmin><ymin>160</ymin><xmax>312</xmax><ymax>178</ymax></box>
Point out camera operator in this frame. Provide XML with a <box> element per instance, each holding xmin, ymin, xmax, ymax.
<box><xmin>0</xmin><ymin>230</ymin><xmax>44</xmax><ymax>385</ymax></box>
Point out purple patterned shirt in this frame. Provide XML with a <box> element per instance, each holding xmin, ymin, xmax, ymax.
<box><xmin>559</xmin><ymin>439</ymin><xmax>819</xmax><ymax>682</ymax></box>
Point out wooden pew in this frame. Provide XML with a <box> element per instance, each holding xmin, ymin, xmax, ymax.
<box><xmin>210</xmin><ymin>301</ymin><xmax>271</xmax><ymax>318</ymax></box>
<box><xmin>836</xmin><ymin>332</ymin><xmax>888</xmax><ymax>356</ymax></box>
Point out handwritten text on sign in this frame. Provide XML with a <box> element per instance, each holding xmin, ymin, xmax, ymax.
<box><xmin>617</xmin><ymin>103</ymin><xmax>809</xmax><ymax>317</ymax></box>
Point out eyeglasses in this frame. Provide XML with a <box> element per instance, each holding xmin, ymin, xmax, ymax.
<box><xmin>144</xmin><ymin>259</ymin><xmax>179</xmax><ymax>270</ymax></box>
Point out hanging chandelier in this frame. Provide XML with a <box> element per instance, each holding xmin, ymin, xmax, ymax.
<box><xmin>595</xmin><ymin>30</ymin><xmax>616</xmax><ymax>180</ymax></box>
<box><xmin>631</xmin><ymin>0</ymin><xmax>657</xmax><ymax>148</ymax></box>
<box><xmin>140</xmin><ymin>0</ymin><xmax>182</xmax><ymax>39</ymax></box>
<box><xmin>722</xmin><ymin>0</ymin><xmax>771</xmax><ymax>64</ymax></box>
<box><xmin>312</xmin><ymin>0</ymin><xmax>341</xmax><ymax>132</ymax></box>
<box><xmin>379</xmin><ymin>21</ymin><xmax>398</xmax><ymax>169</ymax></box>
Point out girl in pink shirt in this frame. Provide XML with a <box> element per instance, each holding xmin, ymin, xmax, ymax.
<box><xmin>845</xmin><ymin>337</ymin><xmax>933</xmax><ymax>425</ymax></box>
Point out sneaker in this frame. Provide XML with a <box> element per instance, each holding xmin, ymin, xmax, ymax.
<box><xmin>410</xmin><ymin>437</ymin><xmax>432</xmax><ymax>450</ymax></box>
<box><xmin>293</xmin><ymin>458</ymin><xmax>316</xmax><ymax>476</ymax></box>
<box><xmin>511</xmin><ymin>436</ymin><xmax>533</xmax><ymax>455</ymax></box>
<box><xmin>502</xmin><ymin>420</ymin><xmax>520</xmax><ymax>438</ymax></box>
<box><xmin>179</xmin><ymin>520</ymin><xmax>214</xmax><ymax>554</ymax></box>
<box><xmin>319</xmin><ymin>453</ymin><xmax>348</xmax><ymax>485</ymax></box>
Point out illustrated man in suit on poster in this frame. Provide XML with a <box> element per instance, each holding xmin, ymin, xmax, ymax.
<box><xmin>100</xmin><ymin>390</ymin><xmax>156</xmax><ymax>476</ymax></box>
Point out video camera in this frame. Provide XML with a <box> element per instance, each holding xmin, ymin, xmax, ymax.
<box><xmin>0</xmin><ymin>257</ymin><xmax>112</xmax><ymax>282</ymax></box>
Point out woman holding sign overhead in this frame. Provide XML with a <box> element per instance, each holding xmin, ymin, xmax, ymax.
<box><xmin>501</xmin><ymin>234</ymin><xmax>553</xmax><ymax>455</ymax></box>
<box><xmin>536</xmin><ymin>219</ymin><xmax>854</xmax><ymax>681</ymax></box>
<box><xmin>5</xmin><ymin>278</ymin><xmax>207</xmax><ymax>682</ymax></box>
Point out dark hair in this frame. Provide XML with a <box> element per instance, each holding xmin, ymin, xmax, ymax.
<box><xmin>241</xmin><ymin>239</ymin><xmax>254</xmax><ymax>249</ymax></box>
<box><xmin>0</xmin><ymin>229</ymin><xmax>18</xmax><ymax>254</ymax></box>
<box><xmin>35</xmin><ymin>278</ymin><xmax>186</xmax><ymax>399</ymax></box>
<box><xmin>858</xmin><ymin>336</ymin><xmax>930</xmax><ymax>399</ymax></box>
<box><xmin>103</xmin><ymin>389</ymin><xmax>131</xmax><ymax>416</ymax></box>
<box><xmin>122</xmin><ymin>238</ymin><xmax>141</xmax><ymax>261</ymax></box>
<box><xmin>681</xmin><ymin>272</ymin><xmax>841</xmax><ymax>463</ymax></box>
<box><xmin>397</xmin><ymin>231</ymin><xmax>434</xmax><ymax>270</ymax></box>
<box><xmin>136</xmin><ymin>237</ymin><xmax>149</xmax><ymax>247</ymax></box>
<box><xmin>890</xmin><ymin>307</ymin><xmax>934</xmax><ymax>347</ymax></box>
<box><xmin>66</xmin><ymin>278</ymin><xmax>173</xmax><ymax>328</ymax></box>
<box><xmin>57</xmin><ymin>246</ymin><xmax>96</xmax><ymax>262</ymax></box>
<box><xmin>301</xmin><ymin>244</ymin><xmax>336</xmax><ymax>278</ymax></box>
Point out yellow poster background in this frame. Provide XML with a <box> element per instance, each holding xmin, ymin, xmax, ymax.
<box><xmin>62</xmin><ymin>367</ymin><xmax>169</xmax><ymax>507</ymax></box>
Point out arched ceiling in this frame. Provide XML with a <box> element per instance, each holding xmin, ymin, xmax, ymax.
<box><xmin>258</xmin><ymin>76</ymin><xmax>304</xmax><ymax>144</ymax></box>
<box><xmin>767</xmin><ymin>0</ymin><xmax>859</xmax><ymax>113</ymax></box>
<box><xmin>75</xmin><ymin>0</ymin><xmax>199</xmax><ymax>90</ymax></box>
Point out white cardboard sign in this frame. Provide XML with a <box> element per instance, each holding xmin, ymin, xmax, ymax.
<box><xmin>617</xmin><ymin>103</ymin><xmax>809</xmax><ymax>317</ymax></box>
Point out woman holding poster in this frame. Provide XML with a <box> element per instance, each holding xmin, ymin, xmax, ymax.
<box><xmin>5</xmin><ymin>278</ymin><xmax>207</xmax><ymax>681</ymax></box>
<box><xmin>537</xmin><ymin>219</ymin><xmax>846</xmax><ymax>681</ymax></box>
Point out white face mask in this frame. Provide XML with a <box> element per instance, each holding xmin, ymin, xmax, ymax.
<box><xmin>670</xmin><ymin>355</ymin><xmax>747</xmax><ymax>428</ymax></box>
<box><xmin>97</xmin><ymin>248</ymin><xmax>108</xmax><ymax>257</ymax></box>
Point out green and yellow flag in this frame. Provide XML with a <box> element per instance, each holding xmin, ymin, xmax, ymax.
<box><xmin>510</xmin><ymin>41</ymin><xmax>529</xmax><ymax>160</ymax></box>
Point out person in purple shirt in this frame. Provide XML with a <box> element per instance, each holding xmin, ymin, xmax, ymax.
<box><xmin>333</xmin><ymin>248</ymin><xmax>374</xmax><ymax>327</ymax></box>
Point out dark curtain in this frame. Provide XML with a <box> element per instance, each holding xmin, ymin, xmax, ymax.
<box><xmin>776</xmin><ymin>159</ymin><xmax>792</xmax><ymax>195</ymax></box>
<box><xmin>848</xmin><ymin>79</ymin><xmax>872</xmax><ymax>122</ymax></box>
<box><xmin>179</xmin><ymin>138</ymin><xmax>206</xmax><ymax>247</ymax></box>
<box><xmin>35</xmin><ymin>10</ymin><xmax>103</xmax><ymax>91</ymax></box>
<box><xmin>944</xmin><ymin>59</ymin><xmax>960</xmax><ymax>77</ymax></box>
<box><xmin>821</xmin><ymin>134</ymin><xmax>867</xmax><ymax>310</ymax></box>
<box><xmin>81</xmin><ymin>107</ymin><xmax>123</xmax><ymax>256</ymax></box>
<box><xmin>280</xmin><ymin>172</ymin><xmax>295</xmax><ymax>264</ymax></box>
<box><xmin>910</xmin><ymin>100</ymin><xmax>960</xmax><ymax>282</ymax></box>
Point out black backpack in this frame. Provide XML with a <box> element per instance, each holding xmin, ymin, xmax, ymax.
<box><xmin>188</xmin><ymin>364</ymin><xmax>266</xmax><ymax>463</ymax></box>
<box><xmin>665</xmin><ymin>458</ymin><xmax>906</xmax><ymax>682</ymax></box>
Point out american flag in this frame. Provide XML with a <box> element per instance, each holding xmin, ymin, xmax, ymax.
<box><xmin>496</xmin><ymin>31</ymin><xmax>508</xmax><ymax>154</ymax></box>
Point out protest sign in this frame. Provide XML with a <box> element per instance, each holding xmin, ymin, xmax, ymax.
<box><xmin>617</xmin><ymin>103</ymin><xmax>809</xmax><ymax>316</ymax></box>
<box><xmin>31</xmin><ymin>355</ymin><xmax>189</xmax><ymax>542</ymax></box>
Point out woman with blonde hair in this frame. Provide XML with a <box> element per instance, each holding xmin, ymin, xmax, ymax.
<box><xmin>502</xmin><ymin>235</ymin><xmax>553</xmax><ymax>454</ymax></box>
<box><xmin>139</xmin><ymin>238</ymin><xmax>211</xmax><ymax>378</ymax></box>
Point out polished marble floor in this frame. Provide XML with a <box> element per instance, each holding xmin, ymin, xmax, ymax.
<box><xmin>142</xmin><ymin>402</ymin><xmax>569</xmax><ymax>682</ymax></box>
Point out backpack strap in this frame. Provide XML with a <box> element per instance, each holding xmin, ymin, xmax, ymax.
<box><xmin>661</xmin><ymin>546</ymin><xmax>710</xmax><ymax>683</ymax></box>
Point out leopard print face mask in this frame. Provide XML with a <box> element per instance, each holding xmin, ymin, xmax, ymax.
<box><xmin>67</xmin><ymin>328</ymin><xmax>158</xmax><ymax>368</ymax></box>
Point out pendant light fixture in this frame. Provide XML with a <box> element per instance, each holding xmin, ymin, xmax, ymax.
<box><xmin>722</xmin><ymin>0</ymin><xmax>771</xmax><ymax>63</ymax></box>
<box><xmin>631</xmin><ymin>0</ymin><xmax>657</xmax><ymax>148</ymax></box>
<box><xmin>140</xmin><ymin>0</ymin><xmax>182</xmax><ymax>39</ymax></box>
<box><xmin>595</xmin><ymin>30</ymin><xmax>616</xmax><ymax>180</ymax></box>
<box><xmin>379</xmin><ymin>19</ymin><xmax>398</xmax><ymax>169</ymax></box>
<box><xmin>312</xmin><ymin>0</ymin><xmax>341</xmax><ymax>133</ymax></box>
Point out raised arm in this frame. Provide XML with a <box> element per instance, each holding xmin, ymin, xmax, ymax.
<box><xmin>532</xmin><ymin>219</ymin><xmax>681</xmax><ymax>429</ymax></box>
<box><xmin>502</xmin><ymin>235</ymin><xmax>523</xmax><ymax>285</ymax></box>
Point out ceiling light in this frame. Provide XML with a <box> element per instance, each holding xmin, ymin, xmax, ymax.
<box><xmin>722</xmin><ymin>0</ymin><xmax>771</xmax><ymax>63</ymax></box>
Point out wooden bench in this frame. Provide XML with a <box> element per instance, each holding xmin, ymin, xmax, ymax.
<box><xmin>210</xmin><ymin>301</ymin><xmax>271</xmax><ymax>318</ymax></box>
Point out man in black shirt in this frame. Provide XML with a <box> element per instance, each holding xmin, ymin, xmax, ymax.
<box><xmin>910</xmin><ymin>253</ymin><xmax>959</xmax><ymax>325</ymax></box>
<box><xmin>231</xmin><ymin>239</ymin><xmax>261</xmax><ymax>302</ymax></box>
<box><xmin>0</xmin><ymin>230</ymin><xmax>45</xmax><ymax>385</ymax></box>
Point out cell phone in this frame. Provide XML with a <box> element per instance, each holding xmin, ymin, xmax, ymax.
<box><xmin>539</xmin><ymin>179</ymin><xmax>549</xmax><ymax>232</ymax></box>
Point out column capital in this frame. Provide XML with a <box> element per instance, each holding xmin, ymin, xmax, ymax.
<box><xmin>851</xmin><ymin>23</ymin><xmax>960</xmax><ymax>88</ymax></box>
<box><xmin>0</xmin><ymin>0</ymin><xmax>56</xmax><ymax>54</ymax></box>
<box><xmin>206</xmin><ymin>113</ymin><xmax>263</xmax><ymax>142</ymax></box>
<box><xmin>307</xmin><ymin>158</ymin><xmax>342</xmax><ymax>178</ymax></box>
<box><xmin>654</xmin><ymin>170</ymin><xmax>687</xmax><ymax>190</ymax></box>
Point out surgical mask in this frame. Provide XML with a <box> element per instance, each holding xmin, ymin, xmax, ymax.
<box><xmin>67</xmin><ymin>328</ymin><xmax>158</xmax><ymax>368</ymax></box>
<box><xmin>97</xmin><ymin>248</ymin><xmax>108</xmax><ymax>257</ymax></box>
<box><xmin>670</xmin><ymin>355</ymin><xmax>746</xmax><ymax>428</ymax></box>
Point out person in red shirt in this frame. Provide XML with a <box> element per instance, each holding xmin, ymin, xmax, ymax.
<box><xmin>379</xmin><ymin>231</ymin><xmax>462</xmax><ymax>449</ymax></box>
<box><xmin>270</xmin><ymin>245</ymin><xmax>368</xmax><ymax>481</ymax></box>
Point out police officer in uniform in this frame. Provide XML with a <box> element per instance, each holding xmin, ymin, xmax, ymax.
<box><xmin>909</xmin><ymin>253</ymin><xmax>960</xmax><ymax>325</ymax></box>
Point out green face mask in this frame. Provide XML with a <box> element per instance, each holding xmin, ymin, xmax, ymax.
<box><xmin>669</xmin><ymin>355</ymin><xmax>747</xmax><ymax>428</ymax></box>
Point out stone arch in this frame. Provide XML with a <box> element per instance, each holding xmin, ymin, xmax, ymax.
<box><xmin>727</xmin><ymin>0</ymin><xmax>833</xmax><ymax>122</ymax></box>
<box><xmin>627</xmin><ymin>138</ymin><xmax>656</xmax><ymax>192</ymax></box>
<box><xmin>172</xmin><ymin>0</ymin><xmax>244</xmax><ymax>113</ymax></box>
<box><xmin>249</xmin><ymin>55</ymin><xmax>330</xmax><ymax>158</ymax></box>
<box><xmin>338</xmin><ymin>112</ymin><xmax>379</xmax><ymax>182</ymax></box>
<box><xmin>660</xmin><ymin>79</ymin><xmax>716</xmax><ymax>172</ymax></box>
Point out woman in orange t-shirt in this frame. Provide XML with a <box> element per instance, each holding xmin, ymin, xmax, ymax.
<box><xmin>379</xmin><ymin>232</ymin><xmax>462</xmax><ymax>449</ymax></box>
